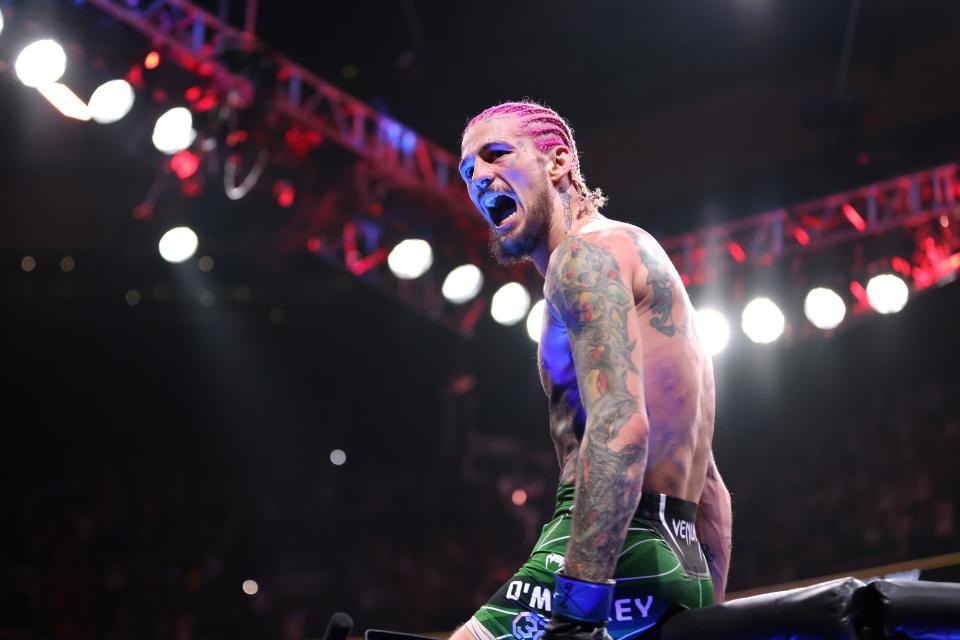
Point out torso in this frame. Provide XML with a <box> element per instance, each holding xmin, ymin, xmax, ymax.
<box><xmin>538</xmin><ymin>220</ymin><xmax>716</xmax><ymax>503</ymax></box>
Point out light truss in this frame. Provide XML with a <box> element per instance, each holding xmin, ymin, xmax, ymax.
<box><xmin>663</xmin><ymin>163</ymin><xmax>960</xmax><ymax>289</ymax></box>
<box><xmin>83</xmin><ymin>0</ymin><xmax>481</xmax><ymax>235</ymax></box>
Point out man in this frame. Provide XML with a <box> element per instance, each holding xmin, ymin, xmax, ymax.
<box><xmin>450</xmin><ymin>101</ymin><xmax>732</xmax><ymax>640</ymax></box>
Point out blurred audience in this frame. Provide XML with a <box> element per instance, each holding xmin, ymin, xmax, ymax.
<box><xmin>2</xmin><ymin>379</ymin><xmax>957</xmax><ymax>639</ymax></box>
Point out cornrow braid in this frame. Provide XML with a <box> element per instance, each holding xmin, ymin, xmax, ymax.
<box><xmin>463</xmin><ymin>100</ymin><xmax>608</xmax><ymax>211</ymax></box>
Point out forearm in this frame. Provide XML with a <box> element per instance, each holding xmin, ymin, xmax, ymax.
<box><xmin>563</xmin><ymin>410</ymin><xmax>649</xmax><ymax>582</ymax></box>
<box><xmin>696</xmin><ymin>477</ymin><xmax>732</xmax><ymax>602</ymax></box>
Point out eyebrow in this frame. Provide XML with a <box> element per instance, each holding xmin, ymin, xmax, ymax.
<box><xmin>458</xmin><ymin>141</ymin><xmax>512</xmax><ymax>172</ymax></box>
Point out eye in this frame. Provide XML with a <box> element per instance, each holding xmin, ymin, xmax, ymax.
<box><xmin>491</xmin><ymin>149</ymin><xmax>510</xmax><ymax>160</ymax></box>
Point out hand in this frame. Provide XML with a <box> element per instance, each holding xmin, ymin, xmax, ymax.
<box><xmin>542</xmin><ymin>617</ymin><xmax>612</xmax><ymax>640</ymax></box>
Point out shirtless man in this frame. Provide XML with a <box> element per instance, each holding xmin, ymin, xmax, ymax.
<box><xmin>451</xmin><ymin>102</ymin><xmax>732</xmax><ymax>640</ymax></box>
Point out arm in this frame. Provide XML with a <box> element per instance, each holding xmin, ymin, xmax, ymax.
<box><xmin>546</xmin><ymin>235</ymin><xmax>649</xmax><ymax>583</ymax></box>
<box><xmin>696</xmin><ymin>453</ymin><xmax>732</xmax><ymax>602</ymax></box>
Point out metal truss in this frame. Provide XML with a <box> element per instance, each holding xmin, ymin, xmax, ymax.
<box><xmin>83</xmin><ymin>0</ymin><xmax>481</xmax><ymax>234</ymax></box>
<box><xmin>662</xmin><ymin>163</ymin><xmax>960</xmax><ymax>290</ymax></box>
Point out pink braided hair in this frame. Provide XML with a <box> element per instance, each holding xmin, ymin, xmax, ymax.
<box><xmin>463</xmin><ymin>100</ymin><xmax>607</xmax><ymax>211</ymax></box>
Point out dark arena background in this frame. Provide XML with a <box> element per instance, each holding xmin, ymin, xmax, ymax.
<box><xmin>2</xmin><ymin>1</ymin><xmax>960</xmax><ymax>639</ymax></box>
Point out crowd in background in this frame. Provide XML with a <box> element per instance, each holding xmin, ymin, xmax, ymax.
<box><xmin>3</xmin><ymin>377</ymin><xmax>958</xmax><ymax>640</ymax></box>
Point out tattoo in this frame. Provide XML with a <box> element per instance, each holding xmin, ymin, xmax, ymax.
<box><xmin>626</xmin><ymin>232</ymin><xmax>685</xmax><ymax>338</ymax></box>
<box><xmin>546</xmin><ymin>237</ymin><xmax>648</xmax><ymax>581</ymax></box>
<box><xmin>560</xmin><ymin>190</ymin><xmax>572</xmax><ymax>232</ymax></box>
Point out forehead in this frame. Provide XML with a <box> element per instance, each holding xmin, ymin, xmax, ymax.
<box><xmin>461</xmin><ymin>115</ymin><xmax>525</xmax><ymax>157</ymax></box>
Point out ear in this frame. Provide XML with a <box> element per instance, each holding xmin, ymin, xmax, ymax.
<box><xmin>545</xmin><ymin>145</ymin><xmax>574</xmax><ymax>186</ymax></box>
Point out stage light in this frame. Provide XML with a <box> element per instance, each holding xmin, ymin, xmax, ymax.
<box><xmin>511</xmin><ymin>488</ymin><xmax>528</xmax><ymax>506</ymax></box>
<box><xmin>242</xmin><ymin>580</ymin><xmax>258</xmax><ymax>595</ymax></box>
<box><xmin>441</xmin><ymin>264</ymin><xmax>483</xmax><ymax>304</ymax></box>
<box><xmin>804</xmin><ymin>287</ymin><xmax>846</xmax><ymax>330</ymax></box>
<box><xmin>330</xmin><ymin>449</ymin><xmax>347</xmax><ymax>466</ymax></box>
<box><xmin>152</xmin><ymin>107</ymin><xmax>196</xmax><ymax>154</ymax></box>
<box><xmin>158</xmin><ymin>226</ymin><xmax>199</xmax><ymax>263</ymax></box>
<box><xmin>866</xmin><ymin>273</ymin><xmax>908</xmax><ymax>314</ymax></box>
<box><xmin>15</xmin><ymin>39</ymin><xmax>67</xmax><ymax>88</ymax></box>
<box><xmin>144</xmin><ymin>50</ymin><xmax>160</xmax><ymax>70</ymax></box>
<box><xmin>0</xmin><ymin>8</ymin><xmax>5</xmax><ymax>38</ymax></box>
<box><xmin>125</xmin><ymin>289</ymin><xmax>141</xmax><ymax>306</ymax></box>
<box><xmin>491</xmin><ymin>282</ymin><xmax>531</xmax><ymax>326</ymax></box>
<box><xmin>88</xmin><ymin>79</ymin><xmax>135</xmax><ymax>124</ymax></box>
<box><xmin>60</xmin><ymin>256</ymin><xmax>75</xmax><ymax>273</ymax></box>
<box><xmin>20</xmin><ymin>256</ymin><xmax>36</xmax><ymax>273</ymax></box>
<box><xmin>695</xmin><ymin>308</ymin><xmax>730</xmax><ymax>356</ymax></box>
<box><xmin>170</xmin><ymin>150</ymin><xmax>199</xmax><ymax>179</ymax></box>
<box><xmin>526</xmin><ymin>299</ymin><xmax>546</xmax><ymax>342</ymax></box>
<box><xmin>741</xmin><ymin>297</ymin><xmax>785</xmax><ymax>344</ymax></box>
<box><xmin>387</xmin><ymin>239</ymin><xmax>432</xmax><ymax>280</ymax></box>
<box><xmin>36</xmin><ymin>83</ymin><xmax>90</xmax><ymax>121</ymax></box>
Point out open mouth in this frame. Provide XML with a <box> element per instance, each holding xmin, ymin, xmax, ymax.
<box><xmin>481</xmin><ymin>192</ymin><xmax>519</xmax><ymax>228</ymax></box>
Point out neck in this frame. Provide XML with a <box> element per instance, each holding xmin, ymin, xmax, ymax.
<box><xmin>531</xmin><ymin>187</ymin><xmax>599</xmax><ymax>276</ymax></box>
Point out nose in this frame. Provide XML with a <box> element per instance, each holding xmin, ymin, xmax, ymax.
<box><xmin>470</xmin><ymin>159</ymin><xmax>494</xmax><ymax>192</ymax></box>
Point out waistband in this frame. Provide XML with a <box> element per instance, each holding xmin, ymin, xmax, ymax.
<box><xmin>553</xmin><ymin>483</ymin><xmax>698</xmax><ymax>523</ymax></box>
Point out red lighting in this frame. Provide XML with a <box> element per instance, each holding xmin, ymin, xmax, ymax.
<box><xmin>185</xmin><ymin>86</ymin><xmax>202</xmax><ymax>101</ymax></box>
<box><xmin>368</xmin><ymin>202</ymin><xmax>384</xmax><ymax>216</ymax></box>
<box><xmin>273</xmin><ymin>181</ymin><xmax>295</xmax><ymax>208</ymax></box>
<box><xmin>181</xmin><ymin>180</ymin><xmax>202</xmax><ymax>197</ymax></box>
<box><xmin>306</xmin><ymin>237</ymin><xmax>322</xmax><ymax>253</ymax></box>
<box><xmin>170</xmin><ymin>151</ymin><xmax>200</xmax><ymax>180</ymax></box>
<box><xmin>891</xmin><ymin>256</ymin><xmax>912</xmax><ymax>277</ymax></box>
<box><xmin>144</xmin><ymin>51</ymin><xmax>161</xmax><ymax>70</ymax></box>
<box><xmin>727</xmin><ymin>242</ymin><xmax>746</xmax><ymax>263</ymax></box>
<box><xmin>793</xmin><ymin>227</ymin><xmax>810</xmax><ymax>246</ymax></box>
<box><xmin>850</xmin><ymin>281</ymin><xmax>869</xmax><ymax>308</ymax></box>
<box><xmin>842</xmin><ymin>203</ymin><xmax>867</xmax><ymax>232</ymax></box>
<box><xmin>680</xmin><ymin>273</ymin><xmax>691</xmax><ymax>287</ymax></box>
<box><xmin>511</xmin><ymin>488</ymin><xmax>528</xmax><ymax>506</ymax></box>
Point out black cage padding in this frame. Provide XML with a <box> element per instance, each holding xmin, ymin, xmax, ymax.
<box><xmin>653</xmin><ymin>577</ymin><xmax>866</xmax><ymax>640</ymax></box>
<box><xmin>864</xmin><ymin>579</ymin><xmax>960</xmax><ymax>639</ymax></box>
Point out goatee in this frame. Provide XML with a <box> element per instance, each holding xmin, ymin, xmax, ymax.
<box><xmin>488</xmin><ymin>186</ymin><xmax>552</xmax><ymax>266</ymax></box>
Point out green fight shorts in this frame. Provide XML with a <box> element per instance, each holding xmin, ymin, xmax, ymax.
<box><xmin>465</xmin><ymin>484</ymin><xmax>714</xmax><ymax>640</ymax></box>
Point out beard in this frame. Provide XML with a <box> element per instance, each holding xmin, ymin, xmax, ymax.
<box><xmin>488</xmin><ymin>182</ymin><xmax>553</xmax><ymax>266</ymax></box>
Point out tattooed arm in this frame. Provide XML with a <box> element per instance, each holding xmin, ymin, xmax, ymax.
<box><xmin>545</xmin><ymin>234</ymin><xmax>650</xmax><ymax>583</ymax></box>
<box><xmin>696</xmin><ymin>453</ymin><xmax>732</xmax><ymax>602</ymax></box>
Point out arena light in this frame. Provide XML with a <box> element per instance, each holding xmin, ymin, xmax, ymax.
<box><xmin>866</xmin><ymin>273</ymin><xmax>908</xmax><ymax>314</ymax></box>
<box><xmin>15</xmin><ymin>39</ymin><xmax>67</xmax><ymax>88</ymax></box>
<box><xmin>158</xmin><ymin>226</ymin><xmax>199</xmax><ymax>263</ymax></box>
<box><xmin>741</xmin><ymin>297</ymin><xmax>785</xmax><ymax>344</ymax></box>
<box><xmin>0</xmin><ymin>7</ymin><xmax>5</xmax><ymax>38</ymax></box>
<box><xmin>695</xmin><ymin>308</ymin><xmax>730</xmax><ymax>356</ymax></box>
<box><xmin>88</xmin><ymin>79</ymin><xmax>135</xmax><ymax>124</ymax></box>
<box><xmin>36</xmin><ymin>83</ymin><xmax>91</xmax><ymax>121</ymax></box>
<box><xmin>490</xmin><ymin>282</ymin><xmax>531</xmax><ymax>326</ymax></box>
<box><xmin>442</xmin><ymin>264</ymin><xmax>484</xmax><ymax>304</ymax></box>
<box><xmin>526</xmin><ymin>299</ymin><xmax>546</xmax><ymax>342</ymax></box>
<box><xmin>387</xmin><ymin>239</ymin><xmax>433</xmax><ymax>280</ymax></box>
<box><xmin>152</xmin><ymin>107</ymin><xmax>196</xmax><ymax>154</ymax></box>
<box><xmin>804</xmin><ymin>287</ymin><xmax>846</xmax><ymax>330</ymax></box>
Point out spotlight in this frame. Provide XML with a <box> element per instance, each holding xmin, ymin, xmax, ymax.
<box><xmin>170</xmin><ymin>150</ymin><xmax>200</xmax><ymax>179</ymax></box>
<box><xmin>152</xmin><ymin>107</ymin><xmax>196</xmax><ymax>154</ymax></box>
<box><xmin>15</xmin><ymin>39</ymin><xmax>66</xmax><ymax>88</ymax></box>
<box><xmin>242</xmin><ymin>580</ymin><xmax>258</xmax><ymax>595</ymax></box>
<box><xmin>387</xmin><ymin>239</ymin><xmax>433</xmax><ymax>280</ymax></box>
<box><xmin>144</xmin><ymin>50</ymin><xmax>160</xmax><ymax>70</ymax></box>
<box><xmin>866</xmin><ymin>273</ymin><xmax>908</xmax><ymax>314</ymax></box>
<box><xmin>511</xmin><ymin>488</ymin><xmax>528</xmax><ymax>506</ymax></box>
<box><xmin>441</xmin><ymin>264</ymin><xmax>483</xmax><ymax>304</ymax></box>
<box><xmin>741</xmin><ymin>297</ymin><xmax>785</xmax><ymax>344</ymax></box>
<box><xmin>803</xmin><ymin>287</ymin><xmax>846</xmax><ymax>330</ymax></box>
<box><xmin>330</xmin><ymin>449</ymin><xmax>347</xmax><ymax>466</ymax></box>
<box><xmin>36</xmin><ymin>83</ymin><xmax>90</xmax><ymax>121</ymax></box>
<box><xmin>0</xmin><ymin>8</ymin><xmax>5</xmax><ymax>38</ymax></box>
<box><xmin>526</xmin><ymin>299</ymin><xmax>546</xmax><ymax>342</ymax></box>
<box><xmin>158</xmin><ymin>226</ymin><xmax>199</xmax><ymax>263</ymax></box>
<box><xmin>695</xmin><ymin>308</ymin><xmax>730</xmax><ymax>356</ymax></box>
<box><xmin>88</xmin><ymin>79</ymin><xmax>135</xmax><ymax>124</ymax></box>
<box><xmin>491</xmin><ymin>282</ymin><xmax>531</xmax><ymax>326</ymax></box>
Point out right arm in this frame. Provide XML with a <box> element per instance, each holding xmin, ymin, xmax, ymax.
<box><xmin>696</xmin><ymin>453</ymin><xmax>732</xmax><ymax>602</ymax></box>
